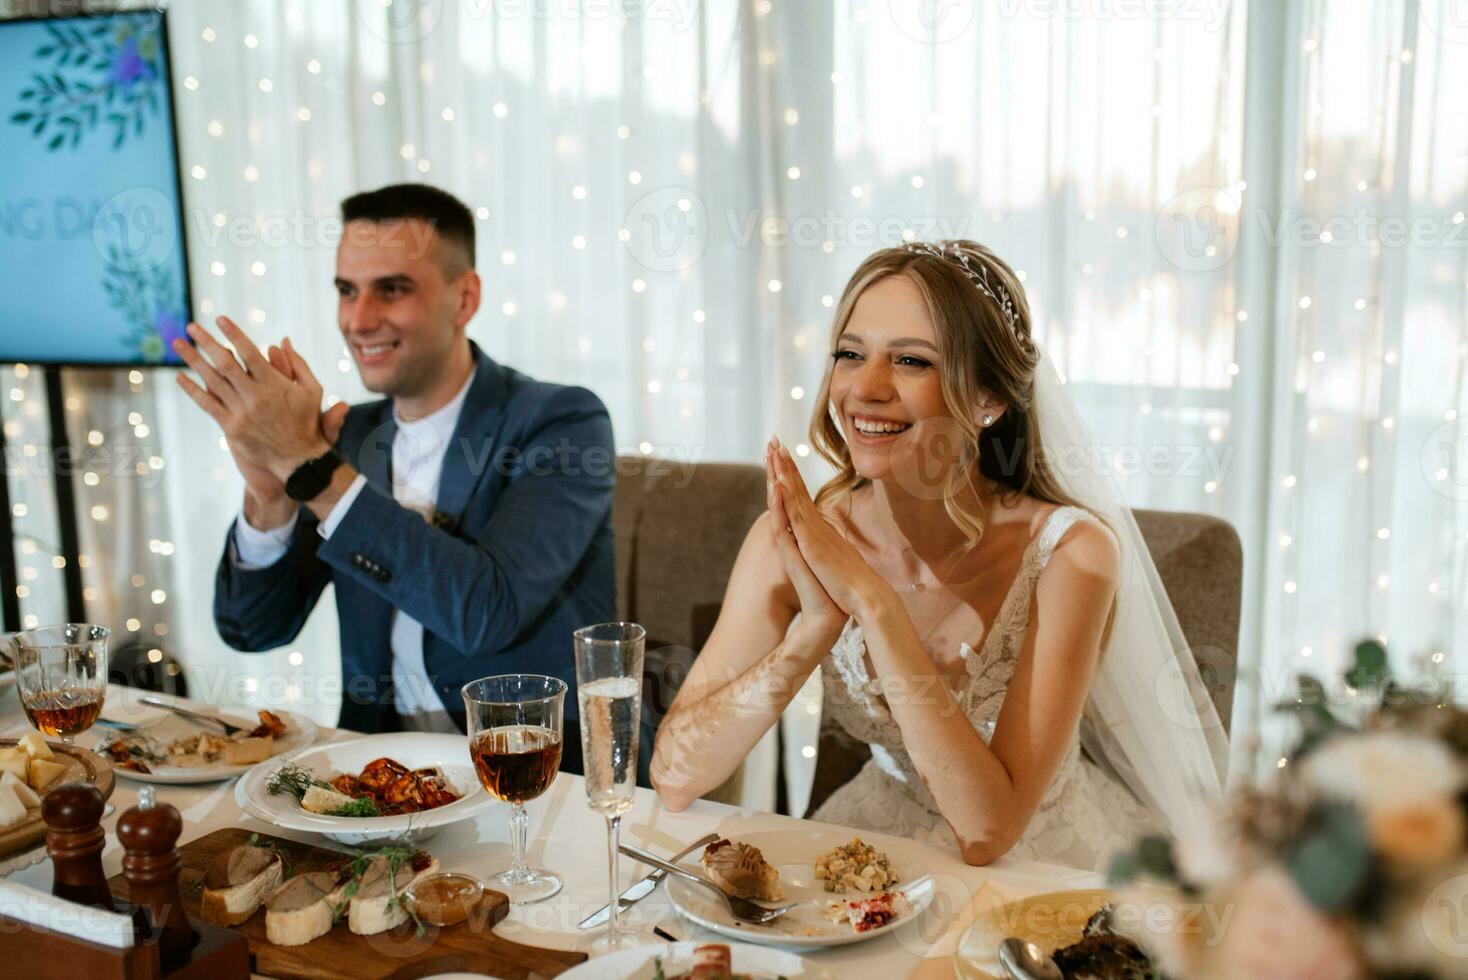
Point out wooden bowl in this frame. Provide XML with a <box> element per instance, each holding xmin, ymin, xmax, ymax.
<box><xmin>0</xmin><ymin>737</ymin><xmax>115</xmax><ymax>859</ymax></box>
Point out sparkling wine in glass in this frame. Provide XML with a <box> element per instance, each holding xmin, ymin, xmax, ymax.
<box><xmin>574</xmin><ymin>622</ymin><xmax>645</xmax><ymax>952</ymax></box>
<box><xmin>462</xmin><ymin>674</ymin><xmax>566</xmax><ymax>904</ymax></box>
<box><xmin>11</xmin><ymin>624</ymin><xmax>110</xmax><ymax>744</ymax></box>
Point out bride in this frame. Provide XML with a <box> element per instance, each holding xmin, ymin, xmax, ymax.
<box><xmin>650</xmin><ymin>240</ymin><xmax>1228</xmax><ymax>871</ymax></box>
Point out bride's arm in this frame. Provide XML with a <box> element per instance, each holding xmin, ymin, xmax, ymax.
<box><xmin>651</xmin><ymin>512</ymin><xmax>847</xmax><ymax>811</ymax></box>
<box><xmin>854</xmin><ymin>521</ymin><xmax>1119</xmax><ymax>865</ymax></box>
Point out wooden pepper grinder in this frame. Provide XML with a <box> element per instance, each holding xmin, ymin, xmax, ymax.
<box><xmin>118</xmin><ymin>786</ymin><xmax>193</xmax><ymax>971</ymax></box>
<box><xmin>42</xmin><ymin>783</ymin><xmax>114</xmax><ymax>911</ymax></box>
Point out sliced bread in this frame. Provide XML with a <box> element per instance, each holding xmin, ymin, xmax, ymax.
<box><xmin>200</xmin><ymin>844</ymin><xmax>285</xmax><ymax>925</ymax></box>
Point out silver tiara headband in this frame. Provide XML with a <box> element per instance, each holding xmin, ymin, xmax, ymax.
<box><xmin>904</xmin><ymin>241</ymin><xmax>1019</xmax><ymax>333</ymax></box>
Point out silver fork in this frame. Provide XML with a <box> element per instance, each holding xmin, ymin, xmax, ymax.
<box><xmin>619</xmin><ymin>843</ymin><xmax>798</xmax><ymax>925</ymax></box>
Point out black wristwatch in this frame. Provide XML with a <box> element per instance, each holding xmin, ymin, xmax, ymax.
<box><xmin>284</xmin><ymin>446</ymin><xmax>344</xmax><ymax>502</ymax></box>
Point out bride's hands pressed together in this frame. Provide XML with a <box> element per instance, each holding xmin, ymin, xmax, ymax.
<box><xmin>767</xmin><ymin>437</ymin><xmax>897</xmax><ymax>620</ymax></box>
<box><xmin>764</xmin><ymin>441</ymin><xmax>845</xmax><ymax>633</ymax></box>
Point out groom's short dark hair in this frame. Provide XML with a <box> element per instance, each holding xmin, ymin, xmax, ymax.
<box><xmin>340</xmin><ymin>183</ymin><xmax>475</xmax><ymax>272</ymax></box>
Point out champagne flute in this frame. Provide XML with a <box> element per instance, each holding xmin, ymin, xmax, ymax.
<box><xmin>574</xmin><ymin>622</ymin><xmax>645</xmax><ymax>952</ymax></box>
<box><xmin>11</xmin><ymin>624</ymin><xmax>110</xmax><ymax>745</ymax></box>
<box><xmin>462</xmin><ymin>674</ymin><xmax>566</xmax><ymax>904</ymax></box>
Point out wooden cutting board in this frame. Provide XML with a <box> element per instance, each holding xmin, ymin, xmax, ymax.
<box><xmin>0</xmin><ymin>737</ymin><xmax>115</xmax><ymax>859</ymax></box>
<box><xmin>107</xmin><ymin>827</ymin><xmax>588</xmax><ymax>980</ymax></box>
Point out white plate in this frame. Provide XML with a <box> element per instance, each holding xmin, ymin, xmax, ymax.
<box><xmin>664</xmin><ymin>829</ymin><xmax>935</xmax><ymax>949</ymax></box>
<box><xmin>559</xmin><ymin>941</ymin><xmax>831</xmax><ymax>979</ymax></box>
<box><xmin>93</xmin><ymin>693</ymin><xmax>318</xmax><ymax>784</ymax></box>
<box><xmin>235</xmin><ymin>732</ymin><xmax>496</xmax><ymax>845</ymax></box>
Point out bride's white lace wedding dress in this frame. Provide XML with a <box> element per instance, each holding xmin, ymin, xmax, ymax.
<box><xmin>811</xmin><ymin>505</ymin><xmax>1155</xmax><ymax>872</ymax></box>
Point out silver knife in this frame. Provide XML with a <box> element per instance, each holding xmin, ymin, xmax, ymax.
<box><xmin>577</xmin><ymin>831</ymin><xmax>720</xmax><ymax>929</ymax></box>
<box><xmin>139</xmin><ymin>695</ymin><xmax>245</xmax><ymax>735</ymax></box>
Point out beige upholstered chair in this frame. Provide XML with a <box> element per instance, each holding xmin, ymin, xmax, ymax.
<box><xmin>609</xmin><ymin>457</ymin><xmax>1244</xmax><ymax>815</ymax></box>
<box><xmin>612</xmin><ymin>456</ymin><xmax>769</xmax><ymax>803</ymax></box>
<box><xmin>805</xmin><ymin>508</ymin><xmax>1244</xmax><ymax>816</ymax></box>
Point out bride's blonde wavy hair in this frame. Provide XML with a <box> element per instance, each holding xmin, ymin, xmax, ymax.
<box><xmin>810</xmin><ymin>240</ymin><xmax>1087</xmax><ymax>546</ymax></box>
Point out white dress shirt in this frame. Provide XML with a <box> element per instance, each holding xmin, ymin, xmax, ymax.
<box><xmin>232</xmin><ymin>371</ymin><xmax>476</xmax><ymax>717</ymax></box>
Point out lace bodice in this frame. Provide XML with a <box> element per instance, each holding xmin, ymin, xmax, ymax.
<box><xmin>812</xmin><ymin>506</ymin><xmax>1154</xmax><ymax>872</ymax></box>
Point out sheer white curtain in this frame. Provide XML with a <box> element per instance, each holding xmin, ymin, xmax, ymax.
<box><xmin>5</xmin><ymin>0</ymin><xmax>1466</xmax><ymax>799</ymax></box>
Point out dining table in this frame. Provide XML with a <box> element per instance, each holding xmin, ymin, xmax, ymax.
<box><xmin>0</xmin><ymin>683</ymin><xmax>1103</xmax><ymax>979</ymax></box>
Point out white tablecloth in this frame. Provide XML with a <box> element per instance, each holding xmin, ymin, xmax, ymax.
<box><xmin>0</xmin><ymin>685</ymin><xmax>1101</xmax><ymax>978</ymax></box>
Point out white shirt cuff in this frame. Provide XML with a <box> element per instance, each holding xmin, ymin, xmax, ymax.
<box><xmin>232</xmin><ymin>510</ymin><xmax>298</xmax><ymax>570</ymax></box>
<box><xmin>317</xmin><ymin>473</ymin><xmax>369</xmax><ymax>540</ymax></box>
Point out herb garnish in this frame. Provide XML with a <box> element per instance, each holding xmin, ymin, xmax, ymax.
<box><xmin>265</xmin><ymin>761</ymin><xmax>332</xmax><ymax>800</ymax></box>
<box><xmin>245</xmin><ymin>831</ymin><xmax>296</xmax><ymax>878</ymax></box>
<box><xmin>326</xmin><ymin>797</ymin><xmax>381</xmax><ymax>818</ymax></box>
<box><xmin>329</xmin><ymin>839</ymin><xmax>427</xmax><ymax>937</ymax></box>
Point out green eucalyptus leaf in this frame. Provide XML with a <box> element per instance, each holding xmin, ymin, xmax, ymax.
<box><xmin>1287</xmin><ymin>804</ymin><xmax>1372</xmax><ymax>913</ymax></box>
<box><xmin>1345</xmin><ymin>640</ymin><xmax>1389</xmax><ymax>690</ymax></box>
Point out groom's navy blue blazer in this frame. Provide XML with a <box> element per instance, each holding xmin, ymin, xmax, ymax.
<box><xmin>213</xmin><ymin>342</ymin><xmax>616</xmax><ymax>753</ymax></box>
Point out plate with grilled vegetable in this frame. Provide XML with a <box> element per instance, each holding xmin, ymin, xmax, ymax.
<box><xmin>235</xmin><ymin>732</ymin><xmax>495</xmax><ymax>845</ymax></box>
<box><xmin>94</xmin><ymin>697</ymin><xmax>317</xmax><ymax>785</ymax></box>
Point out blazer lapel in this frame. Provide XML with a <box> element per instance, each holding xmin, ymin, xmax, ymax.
<box><xmin>350</xmin><ymin>399</ymin><xmax>396</xmax><ymax>492</ymax></box>
<box><xmin>436</xmin><ymin>343</ymin><xmax>508</xmax><ymax>524</ymax></box>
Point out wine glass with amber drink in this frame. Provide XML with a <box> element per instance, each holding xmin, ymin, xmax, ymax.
<box><xmin>12</xmin><ymin>624</ymin><xmax>110</xmax><ymax>745</ymax></box>
<box><xmin>463</xmin><ymin>674</ymin><xmax>566</xmax><ymax>904</ymax></box>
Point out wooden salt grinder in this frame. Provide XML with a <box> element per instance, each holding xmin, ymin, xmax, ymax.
<box><xmin>43</xmin><ymin>783</ymin><xmax>114</xmax><ymax>911</ymax></box>
<box><xmin>117</xmin><ymin>786</ymin><xmax>193</xmax><ymax>971</ymax></box>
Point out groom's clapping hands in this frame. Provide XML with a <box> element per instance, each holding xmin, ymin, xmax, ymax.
<box><xmin>174</xmin><ymin>318</ymin><xmax>349</xmax><ymax>488</ymax></box>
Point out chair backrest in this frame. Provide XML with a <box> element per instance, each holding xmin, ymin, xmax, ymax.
<box><xmin>613</xmin><ymin>456</ymin><xmax>768</xmax><ymax>652</ymax></box>
<box><xmin>805</xmin><ymin>507</ymin><xmax>1244</xmax><ymax>817</ymax></box>
<box><xmin>613</xmin><ymin>456</ymin><xmax>768</xmax><ymax>804</ymax></box>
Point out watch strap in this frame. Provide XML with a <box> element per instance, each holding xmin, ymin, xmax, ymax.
<box><xmin>284</xmin><ymin>447</ymin><xmax>344</xmax><ymax>502</ymax></box>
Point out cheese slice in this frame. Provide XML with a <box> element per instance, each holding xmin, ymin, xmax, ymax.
<box><xmin>0</xmin><ymin>755</ymin><xmax>27</xmax><ymax>783</ymax></box>
<box><xmin>17</xmin><ymin>732</ymin><xmax>54</xmax><ymax>760</ymax></box>
<box><xmin>0</xmin><ymin>784</ymin><xmax>26</xmax><ymax>828</ymax></box>
<box><xmin>0</xmin><ymin>770</ymin><xmax>40</xmax><ymax>808</ymax></box>
<box><xmin>28</xmin><ymin>758</ymin><xmax>66</xmax><ymax>792</ymax></box>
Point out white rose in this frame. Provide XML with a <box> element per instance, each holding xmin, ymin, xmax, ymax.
<box><xmin>1303</xmin><ymin>732</ymin><xmax>1462</xmax><ymax>815</ymax></box>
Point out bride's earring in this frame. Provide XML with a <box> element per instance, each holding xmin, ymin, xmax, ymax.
<box><xmin>982</xmin><ymin>414</ymin><xmax>994</xmax><ymax>427</ymax></box>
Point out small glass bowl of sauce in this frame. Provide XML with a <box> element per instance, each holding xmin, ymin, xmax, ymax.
<box><xmin>405</xmin><ymin>873</ymin><xmax>484</xmax><ymax>926</ymax></box>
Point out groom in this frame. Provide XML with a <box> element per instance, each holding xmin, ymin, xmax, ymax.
<box><xmin>179</xmin><ymin>183</ymin><xmax>616</xmax><ymax>774</ymax></box>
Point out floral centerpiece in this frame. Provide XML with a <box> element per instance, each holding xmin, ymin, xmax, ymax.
<box><xmin>1109</xmin><ymin>641</ymin><xmax>1468</xmax><ymax>979</ymax></box>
